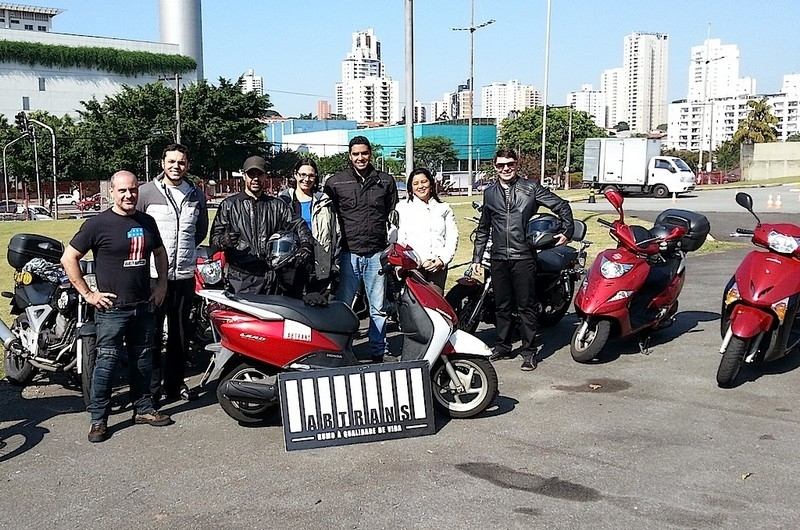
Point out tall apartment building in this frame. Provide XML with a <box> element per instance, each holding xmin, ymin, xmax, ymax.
<box><xmin>403</xmin><ymin>101</ymin><xmax>426</xmax><ymax>124</ymax></box>
<box><xmin>566</xmin><ymin>84</ymin><xmax>605</xmax><ymax>127</ymax></box>
<box><xmin>688</xmin><ymin>39</ymin><xmax>754</xmax><ymax>101</ymax></box>
<box><xmin>334</xmin><ymin>28</ymin><xmax>399</xmax><ymax>124</ymax></box>
<box><xmin>430</xmin><ymin>98</ymin><xmax>450</xmax><ymax>122</ymax></box>
<box><xmin>601</xmin><ymin>67</ymin><xmax>624</xmax><ymax>129</ymax></box>
<box><xmin>317</xmin><ymin>100</ymin><xmax>331</xmax><ymax>120</ymax></box>
<box><xmin>239</xmin><ymin>68</ymin><xmax>263</xmax><ymax>95</ymax></box>
<box><xmin>481</xmin><ymin>80</ymin><xmax>541</xmax><ymax>119</ymax></box>
<box><xmin>623</xmin><ymin>31</ymin><xmax>669</xmax><ymax>133</ymax></box>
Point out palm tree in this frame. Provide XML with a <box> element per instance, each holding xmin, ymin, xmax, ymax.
<box><xmin>732</xmin><ymin>97</ymin><xmax>778</xmax><ymax>145</ymax></box>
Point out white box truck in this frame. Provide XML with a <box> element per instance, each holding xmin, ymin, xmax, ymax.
<box><xmin>582</xmin><ymin>138</ymin><xmax>696</xmax><ymax>198</ymax></box>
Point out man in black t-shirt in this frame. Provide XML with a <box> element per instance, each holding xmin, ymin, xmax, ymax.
<box><xmin>62</xmin><ymin>171</ymin><xmax>171</xmax><ymax>443</ymax></box>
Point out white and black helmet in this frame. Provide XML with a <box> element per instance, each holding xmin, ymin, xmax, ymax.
<box><xmin>266</xmin><ymin>231</ymin><xmax>299</xmax><ymax>269</ymax></box>
<box><xmin>526</xmin><ymin>213</ymin><xmax>563</xmax><ymax>249</ymax></box>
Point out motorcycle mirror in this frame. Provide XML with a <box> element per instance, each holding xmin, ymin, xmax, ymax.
<box><xmin>735</xmin><ymin>192</ymin><xmax>753</xmax><ymax>212</ymax></box>
<box><xmin>604</xmin><ymin>189</ymin><xmax>624</xmax><ymax>212</ymax></box>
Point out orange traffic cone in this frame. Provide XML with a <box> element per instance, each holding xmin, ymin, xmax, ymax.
<box><xmin>767</xmin><ymin>194</ymin><xmax>774</xmax><ymax>208</ymax></box>
<box><xmin>775</xmin><ymin>194</ymin><xmax>783</xmax><ymax>209</ymax></box>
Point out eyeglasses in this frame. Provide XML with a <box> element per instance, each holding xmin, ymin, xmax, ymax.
<box><xmin>494</xmin><ymin>162</ymin><xmax>517</xmax><ymax>169</ymax></box>
<box><xmin>245</xmin><ymin>170</ymin><xmax>265</xmax><ymax>179</ymax></box>
<box><xmin>296</xmin><ymin>173</ymin><xmax>317</xmax><ymax>180</ymax></box>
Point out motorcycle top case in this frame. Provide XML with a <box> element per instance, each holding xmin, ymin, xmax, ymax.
<box><xmin>7</xmin><ymin>233</ymin><xmax>64</xmax><ymax>269</ymax></box>
<box><xmin>653</xmin><ymin>209</ymin><xmax>710</xmax><ymax>252</ymax></box>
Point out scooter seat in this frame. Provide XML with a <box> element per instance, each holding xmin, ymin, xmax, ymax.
<box><xmin>537</xmin><ymin>246</ymin><xmax>578</xmax><ymax>273</ymax></box>
<box><xmin>234</xmin><ymin>294</ymin><xmax>360</xmax><ymax>334</ymax></box>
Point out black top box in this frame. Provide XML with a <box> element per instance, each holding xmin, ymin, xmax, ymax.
<box><xmin>8</xmin><ymin>233</ymin><xmax>64</xmax><ymax>269</ymax></box>
<box><xmin>654</xmin><ymin>209</ymin><xmax>710</xmax><ymax>252</ymax></box>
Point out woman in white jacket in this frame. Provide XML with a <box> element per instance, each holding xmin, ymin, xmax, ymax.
<box><xmin>395</xmin><ymin>167</ymin><xmax>458</xmax><ymax>294</ymax></box>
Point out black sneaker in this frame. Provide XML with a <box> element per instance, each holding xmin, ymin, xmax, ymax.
<box><xmin>133</xmin><ymin>411</ymin><xmax>173</xmax><ymax>427</ymax></box>
<box><xmin>370</xmin><ymin>355</ymin><xmax>384</xmax><ymax>364</ymax></box>
<box><xmin>520</xmin><ymin>356</ymin><xmax>537</xmax><ymax>371</ymax></box>
<box><xmin>489</xmin><ymin>348</ymin><xmax>516</xmax><ymax>362</ymax></box>
<box><xmin>88</xmin><ymin>421</ymin><xmax>107</xmax><ymax>443</ymax></box>
<box><xmin>179</xmin><ymin>385</ymin><xmax>198</xmax><ymax>401</ymax></box>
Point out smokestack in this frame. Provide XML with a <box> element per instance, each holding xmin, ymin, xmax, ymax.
<box><xmin>159</xmin><ymin>0</ymin><xmax>204</xmax><ymax>79</ymax></box>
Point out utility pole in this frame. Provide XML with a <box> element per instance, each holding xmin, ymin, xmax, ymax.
<box><xmin>160</xmin><ymin>73</ymin><xmax>182</xmax><ymax>143</ymax></box>
<box><xmin>453</xmin><ymin>0</ymin><xmax>494</xmax><ymax>197</ymax></box>
<box><xmin>405</xmin><ymin>0</ymin><xmax>414</xmax><ymax>179</ymax></box>
<box><xmin>564</xmin><ymin>104</ymin><xmax>573</xmax><ymax>190</ymax></box>
<box><xmin>540</xmin><ymin>0</ymin><xmax>552</xmax><ymax>182</ymax></box>
<box><xmin>28</xmin><ymin>117</ymin><xmax>58</xmax><ymax>218</ymax></box>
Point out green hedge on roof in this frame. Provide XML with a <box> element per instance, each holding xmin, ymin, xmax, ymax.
<box><xmin>0</xmin><ymin>39</ymin><xmax>196</xmax><ymax>76</ymax></box>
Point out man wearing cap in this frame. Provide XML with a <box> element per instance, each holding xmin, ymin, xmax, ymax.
<box><xmin>210</xmin><ymin>155</ymin><xmax>313</xmax><ymax>294</ymax></box>
<box><xmin>324</xmin><ymin>136</ymin><xmax>398</xmax><ymax>362</ymax></box>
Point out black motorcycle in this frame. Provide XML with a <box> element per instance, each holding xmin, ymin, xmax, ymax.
<box><xmin>2</xmin><ymin>233</ymin><xmax>96</xmax><ymax>403</ymax></box>
<box><xmin>445</xmin><ymin>203</ymin><xmax>590</xmax><ymax>333</ymax></box>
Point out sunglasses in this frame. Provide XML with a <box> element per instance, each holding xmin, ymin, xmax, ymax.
<box><xmin>495</xmin><ymin>162</ymin><xmax>517</xmax><ymax>168</ymax></box>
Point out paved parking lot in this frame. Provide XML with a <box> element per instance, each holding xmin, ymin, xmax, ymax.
<box><xmin>2</xmin><ymin>246</ymin><xmax>800</xmax><ymax>529</ymax></box>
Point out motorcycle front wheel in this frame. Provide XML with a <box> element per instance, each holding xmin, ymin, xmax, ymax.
<box><xmin>444</xmin><ymin>284</ymin><xmax>482</xmax><ymax>333</ymax></box>
<box><xmin>570</xmin><ymin>318</ymin><xmax>612</xmax><ymax>363</ymax></box>
<box><xmin>717</xmin><ymin>336</ymin><xmax>747</xmax><ymax>388</ymax></box>
<box><xmin>217</xmin><ymin>362</ymin><xmax>279</xmax><ymax>424</ymax></box>
<box><xmin>430</xmin><ymin>355</ymin><xmax>498</xmax><ymax>419</ymax></box>
<box><xmin>4</xmin><ymin>316</ymin><xmax>36</xmax><ymax>385</ymax></box>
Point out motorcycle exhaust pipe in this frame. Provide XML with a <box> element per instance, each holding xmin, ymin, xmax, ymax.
<box><xmin>222</xmin><ymin>379</ymin><xmax>279</xmax><ymax>404</ymax></box>
<box><xmin>0</xmin><ymin>318</ymin><xmax>15</xmax><ymax>349</ymax></box>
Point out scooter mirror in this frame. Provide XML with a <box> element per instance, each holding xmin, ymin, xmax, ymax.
<box><xmin>472</xmin><ymin>201</ymin><xmax>483</xmax><ymax>212</ymax></box>
<box><xmin>735</xmin><ymin>192</ymin><xmax>753</xmax><ymax>212</ymax></box>
<box><xmin>604</xmin><ymin>188</ymin><xmax>624</xmax><ymax>211</ymax></box>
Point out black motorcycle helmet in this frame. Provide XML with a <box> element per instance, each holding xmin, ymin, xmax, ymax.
<box><xmin>526</xmin><ymin>213</ymin><xmax>563</xmax><ymax>249</ymax></box>
<box><xmin>649</xmin><ymin>224</ymin><xmax>680</xmax><ymax>253</ymax></box>
<box><xmin>265</xmin><ymin>231</ymin><xmax>299</xmax><ymax>269</ymax></box>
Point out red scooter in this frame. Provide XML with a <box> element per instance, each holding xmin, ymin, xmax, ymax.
<box><xmin>717</xmin><ymin>192</ymin><xmax>800</xmax><ymax>387</ymax></box>
<box><xmin>197</xmin><ymin>243</ymin><xmax>498</xmax><ymax>423</ymax></box>
<box><xmin>570</xmin><ymin>189</ymin><xmax>709</xmax><ymax>362</ymax></box>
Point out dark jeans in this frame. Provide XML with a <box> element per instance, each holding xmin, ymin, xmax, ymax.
<box><xmin>491</xmin><ymin>258</ymin><xmax>538</xmax><ymax>358</ymax></box>
<box><xmin>152</xmin><ymin>278</ymin><xmax>195</xmax><ymax>397</ymax></box>
<box><xmin>88</xmin><ymin>303</ymin><xmax>157</xmax><ymax>423</ymax></box>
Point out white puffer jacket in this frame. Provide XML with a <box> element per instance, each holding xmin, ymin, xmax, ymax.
<box><xmin>137</xmin><ymin>175</ymin><xmax>209</xmax><ymax>280</ymax></box>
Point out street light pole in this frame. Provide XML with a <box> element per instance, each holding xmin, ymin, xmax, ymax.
<box><xmin>2</xmin><ymin>133</ymin><xmax>29</xmax><ymax>210</ymax></box>
<box><xmin>30</xmin><ymin>127</ymin><xmax>42</xmax><ymax>208</ymax></box>
<box><xmin>540</xmin><ymin>0</ymin><xmax>552</xmax><ymax>181</ymax></box>
<box><xmin>28</xmin><ymin>117</ymin><xmax>58</xmax><ymax>218</ymax></box>
<box><xmin>453</xmin><ymin>0</ymin><xmax>494</xmax><ymax>197</ymax></box>
<box><xmin>160</xmin><ymin>73</ymin><xmax>182</xmax><ymax>143</ymax></box>
<box><xmin>564</xmin><ymin>104</ymin><xmax>573</xmax><ymax>190</ymax></box>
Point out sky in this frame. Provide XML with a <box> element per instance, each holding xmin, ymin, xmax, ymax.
<box><xmin>44</xmin><ymin>0</ymin><xmax>800</xmax><ymax>118</ymax></box>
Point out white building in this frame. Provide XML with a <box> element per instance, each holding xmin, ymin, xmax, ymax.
<box><xmin>566</xmin><ymin>84</ymin><xmax>605</xmax><ymax>127</ymax></box>
<box><xmin>0</xmin><ymin>3</ymin><xmax>195</xmax><ymax>119</ymax></box>
<box><xmin>430</xmin><ymin>97</ymin><xmax>450</xmax><ymax>122</ymax></box>
<box><xmin>782</xmin><ymin>74</ymin><xmax>800</xmax><ymax>96</ymax></box>
<box><xmin>623</xmin><ymin>31</ymin><xmax>669</xmax><ymax>133</ymax></box>
<box><xmin>688</xmin><ymin>39</ymin><xmax>755</xmax><ymax>102</ymax></box>
<box><xmin>481</xmin><ymin>79</ymin><xmax>541</xmax><ymax>119</ymax></box>
<box><xmin>335</xmin><ymin>28</ymin><xmax>399</xmax><ymax>124</ymax></box>
<box><xmin>239</xmin><ymin>68</ymin><xmax>263</xmax><ymax>95</ymax></box>
<box><xmin>405</xmin><ymin>101</ymin><xmax>426</xmax><ymax>124</ymax></box>
<box><xmin>601</xmin><ymin>67</ymin><xmax>624</xmax><ymax>129</ymax></box>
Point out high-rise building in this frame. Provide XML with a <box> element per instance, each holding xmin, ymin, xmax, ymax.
<box><xmin>481</xmin><ymin>80</ymin><xmax>541</xmax><ymax>119</ymax></box>
<box><xmin>623</xmin><ymin>31</ymin><xmax>669</xmax><ymax>132</ymax></box>
<box><xmin>335</xmin><ymin>28</ymin><xmax>399</xmax><ymax>124</ymax></box>
<box><xmin>239</xmin><ymin>68</ymin><xmax>263</xmax><ymax>95</ymax></box>
<box><xmin>317</xmin><ymin>100</ymin><xmax>331</xmax><ymax>120</ymax></box>
<box><xmin>566</xmin><ymin>84</ymin><xmax>605</xmax><ymax>127</ymax></box>
<box><xmin>601</xmin><ymin>67</ymin><xmax>624</xmax><ymax>129</ymax></box>
<box><xmin>430</xmin><ymin>97</ymin><xmax>451</xmax><ymax>122</ymax></box>
<box><xmin>688</xmin><ymin>39</ymin><xmax>754</xmax><ymax>101</ymax></box>
<box><xmin>404</xmin><ymin>101</ymin><xmax>426</xmax><ymax>124</ymax></box>
<box><xmin>781</xmin><ymin>73</ymin><xmax>800</xmax><ymax>97</ymax></box>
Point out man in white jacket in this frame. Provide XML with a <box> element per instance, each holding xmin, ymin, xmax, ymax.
<box><xmin>137</xmin><ymin>144</ymin><xmax>208</xmax><ymax>403</ymax></box>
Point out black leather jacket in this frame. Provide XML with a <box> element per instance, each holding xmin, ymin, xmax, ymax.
<box><xmin>210</xmin><ymin>191</ymin><xmax>313</xmax><ymax>274</ymax></box>
<box><xmin>472</xmin><ymin>177</ymin><xmax>574</xmax><ymax>262</ymax></box>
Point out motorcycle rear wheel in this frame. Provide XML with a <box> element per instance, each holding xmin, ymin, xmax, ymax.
<box><xmin>431</xmin><ymin>355</ymin><xmax>498</xmax><ymax>418</ymax></box>
<box><xmin>570</xmin><ymin>318</ymin><xmax>611</xmax><ymax>363</ymax></box>
<box><xmin>4</xmin><ymin>316</ymin><xmax>36</xmax><ymax>385</ymax></box>
<box><xmin>81</xmin><ymin>335</ymin><xmax>97</xmax><ymax>407</ymax></box>
<box><xmin>217</xmin><ymin>362</ymin><xmax>279</xmax><ymax>424</ymax></box>
<box><xmin>717</xmin><ymin>336</ymin><xmax>747</xmax><ymax>388</ymax></box>
<box><xmin>444</xmin><ymin>284</ymin><xmax>482</xmax><ymax>333</ymax></box>
<box><xmin>538</xmin><ymin>279</ymin><xmax>574</xmax><ymax>328</ymax></box>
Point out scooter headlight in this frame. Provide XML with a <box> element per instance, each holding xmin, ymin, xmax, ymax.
<box><xmin>724</xmin><ymin>282</ymin><xmax>740</xmax><ymax>306</ymax></box>
<box><xmin>767</xmin><ymin>231</ymin><xmax>800</xmax><ymax>254</ymax></box>
<box><xmin>199</xmin><ymin>260</ymin><xmax>223</xmax><ymax>285</ymax></box>
<box><xmin>600</xmin><ymin>257</ymin><xmax>634</xmax><ymax>279</ymax></box>
<box><xmin>607</xmin><ymin>290</ymin><xmax>633</xmax><ymax>302</ymax></box>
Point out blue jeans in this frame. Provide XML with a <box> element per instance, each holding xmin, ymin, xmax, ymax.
<box><xmin>88</xmin><ymin>303</ymin><xmax>157</xmax><ymax>423</ymax></box>
<box><xmin>337</xmin><ymin>252</ymin><xmax>388</xmax><ymax>358</ymax></box>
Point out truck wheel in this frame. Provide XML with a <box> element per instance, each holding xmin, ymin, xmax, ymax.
<box><xmin>601</xmin><ymin>185</ymin><xmax>619</xmax><ymax>194</ymax></box>
<box><xmin>652</xmin><ymin>184</ymin><xmax>669</xmax><ymax>199</ymax></box>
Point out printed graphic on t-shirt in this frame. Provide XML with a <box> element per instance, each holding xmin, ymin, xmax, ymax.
<box><xmin>124</xmin><ymin>227</ymin><xmax>147</xmax><ymax>267</ymax></box>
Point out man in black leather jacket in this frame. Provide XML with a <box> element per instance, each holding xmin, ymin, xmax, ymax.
<box><xmin>470</xmin><ymin>148</ymin><xmax>574</xmax><ymax>371</ymax></box>
<box><xmin>211</xmin><ymin>156</ymin><xmax>313</xmax><ymax>295</ymax></box>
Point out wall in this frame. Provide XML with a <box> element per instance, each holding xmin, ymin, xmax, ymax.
<box><xmin>743</xmin><ymin>142</ymin><xmax>800</xmax><ymax>180</ymax></box>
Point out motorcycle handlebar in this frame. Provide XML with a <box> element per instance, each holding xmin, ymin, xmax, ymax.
<box><xmin>736</xmin><ymin>228</ymin><xmax>754</xmax><ymax>235</ymax></box>
<box><xmin>598</xmin><ymin>218</ymin><xmax>613</xmax><ymax>228</ymax></box>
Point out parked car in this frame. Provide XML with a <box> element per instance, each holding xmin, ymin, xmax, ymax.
<box><xmin>0</xmin><ymin>200</ymin><xmax>19</xmax><ymax>214</ymax></box>
<box><xmin>16</xmin><ymin>205</ymin><xmax>53</xmax><ymax>220</ymax></box>
<box><xmin>48</xmin><ymin>194</ymin><xmax>77</xmax><ymax>208</ymax></box>
<box><xmin>77</xmin><ymin>195</ymin><xmax>101</xmax><ymax>211</ymax></box>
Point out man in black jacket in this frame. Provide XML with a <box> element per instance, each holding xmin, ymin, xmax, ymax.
<box><xmin>325</xmin><ymin>136</ymin><xmax>398</xmax><ymax>362</ymax></box>
<box><xmin>470</xmin><ymin>149</ymin><xmax>574</xmax><ymax>371</ymax></box>
<box><xmin>211</xmin><ymin>156</ymin><xmax>313</xmax><ymax>294</ymax></box>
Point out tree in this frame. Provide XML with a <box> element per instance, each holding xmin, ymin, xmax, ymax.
<box><xmin>298</xmin><ymin>113</ymin><xmax>314</xmax><ymax>120</ymax></box>
<box><xmin>714</xmin><ymin>140</ymin><xmax>740</xmax><ymax>172</ymax></box>
<box><xmin>616</xmin><ymin>122</ymin><xmax>630</xmax><ymax>132</ymax></box>
<box><xmin>395</xmin><ymin>136</ymin><xmax>458</xmax><ymax>174</ymax></box>
<box><xmin>656</xmin><ymin>123</ymin><xmax>668</xmax><ymax>132</ymax></box>
<box><xmin>787</xmin><ymin>133</ymin><xmax>800</xmax><ymax>142</ymax></box>
<box><xmin>497</xmin><ymin>106</ymin><xmax>607</xmax><ymax>178</ymax></box>
<box><xmin>732</xmin><ymin>97</ymin><xmax>778</xmax><ymax>145</ymax></box>
<box><xmin>317</xmin><ymin>152</ymin><xmax>349</xmax><ymax>177</ymax></box>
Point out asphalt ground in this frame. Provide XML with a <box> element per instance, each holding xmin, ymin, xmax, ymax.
<box><xmin>4</xmin><ymin>239</ymin><xmax>800</xmax><ymax>529</ymax></box>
